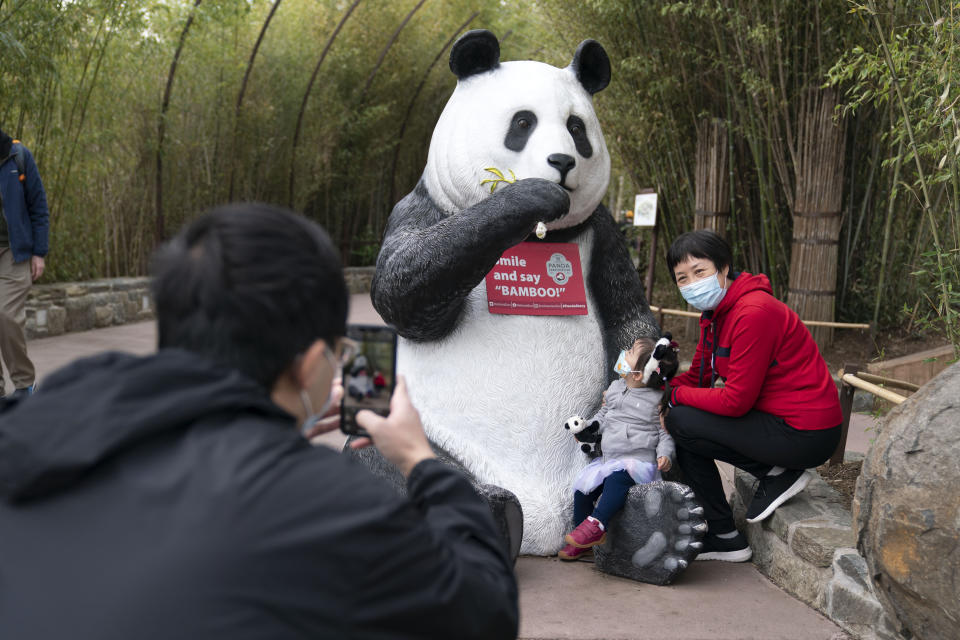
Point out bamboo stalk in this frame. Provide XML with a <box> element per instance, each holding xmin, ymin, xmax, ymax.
<box><xmin>157</xmin><ymin>0</ymin><xmax>204</xmax><ymax>244</ymax></box>
<box><xmin>288</xmin><ymin>0</ymin><xmax>363</xmax><ymax>209</ymax></box>
<box><xmin>854</xmin><ymin>372</ymin><xmax>920</xmax><ymax>393</ymax></box>
<box><xmin>788</xmin><ymin>87</ymin><xmax>846</xmax><ymax>347</ymax></box>
<box><xmin>650</xmin><ymin>306</ymin><xmax>869</xmax><ymax>329</ymax></box>
<box><xmin>840</xmin><ymin>373</ymin><xmax>907</xmax><ymax>405</ymax></box>
<box><xmin>874</xmin><ymin>136</ymin><xmax>904</xmax><ymax>327</ymax></box>
<box><xmin>801</xmin><ymin>319</ymin><xmax>870</xmax><ymax>329</ymax></box>
<box><xmin>388</xmin><ymin>11</ymin><xmax>480</xmax><ymax>204</ymax></box>
<box><xmin>229</xmin><ymin>0</ymin><xmax>284</xmax><ymax>201</ymax></box>
<box><xmin>694</xmin><ymin>118</ymin><xmax>730</xmax><ymax>235</ymax></box>
<box><xmin>866</xmin><ymin>0</ymin><xmax>958</xmax><ymax>355</ymax></box>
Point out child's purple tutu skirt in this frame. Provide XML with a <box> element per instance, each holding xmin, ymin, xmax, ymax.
<box><xmin>572</xmin><ymin>456</ymin><xmax>660</xmax><ymax>494</ymax></box>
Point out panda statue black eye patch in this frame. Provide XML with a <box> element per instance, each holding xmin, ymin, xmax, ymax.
<box><xmin>567</xmin><ymin>115</ymin><xmax>593</xmax><ymax>158</ymax></box>
<box><xmin>504</xmin><ymin>110</ymin><xmax>538</xmax><ymax>151</ymax></box>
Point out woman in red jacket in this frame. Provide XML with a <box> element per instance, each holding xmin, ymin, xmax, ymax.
<box><xmin>663</xmin><ymin>230</ymin><xmax>842</xmax><ymax>562</ymax></box>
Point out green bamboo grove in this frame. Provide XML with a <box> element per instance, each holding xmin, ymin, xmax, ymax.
<box><xmin>1</xmin><ymin>0</ymin><xmax>957</xmax><ymax>350</ymax></box>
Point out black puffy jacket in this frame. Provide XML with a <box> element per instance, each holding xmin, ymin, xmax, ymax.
<box><xmin>0</xmin><ymin>349</ymin><xmax>517</xmax><ymax>639</ymax></box>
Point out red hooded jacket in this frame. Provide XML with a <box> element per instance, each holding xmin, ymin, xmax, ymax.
<box><xmin>669</xmin><ymin>272</ymin><xmax>842</xmax><ymax>430</ymax></box>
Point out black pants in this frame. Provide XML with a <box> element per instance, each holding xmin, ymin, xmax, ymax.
<box><xmin>664</xmin><ymin>405</ymin><xmax>841</xmax><ymax>533</ymax></box>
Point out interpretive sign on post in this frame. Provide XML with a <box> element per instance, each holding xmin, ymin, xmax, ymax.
<box><xmin>485</xmin><ymin>242</ymin><xmax>588</xmax><ymax>315</ymax></box>
<box><xmin>633</xmin><ymin>191</ymin><xmax>658</xmax><ymax>227</ymax></box>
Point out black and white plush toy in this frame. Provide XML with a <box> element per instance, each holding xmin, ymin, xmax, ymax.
<box><xmin>372</xmin><ymin>30</ymin><xmax>689</xmax><ymax>557</ymax></box>
<box><xmin>642</xmin><ymin>333</ymin><xmax>680</xmax><ymax>390</ymax></box>
<box><xmin>564</xmin><ymin>415</ymin><xmax>601</xmax><ymax>458</ymax></box>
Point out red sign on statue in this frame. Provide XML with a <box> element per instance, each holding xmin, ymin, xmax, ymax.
<box><xmin>485</xmin><ymin>242</ymin><xmax>588</xmax><ymax>316</ymax></box>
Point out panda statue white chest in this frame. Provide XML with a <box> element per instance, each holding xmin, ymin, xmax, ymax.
<box><xmin>372</xmin><ymin>30</ymin><xmax>658</xmax><ymax>555</ymax></box>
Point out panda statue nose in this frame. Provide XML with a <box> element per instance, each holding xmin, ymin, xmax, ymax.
<box><xmin>547</xmin><ymin>153</ymin><xmax>576</xmax><ymax>183</ymax></box>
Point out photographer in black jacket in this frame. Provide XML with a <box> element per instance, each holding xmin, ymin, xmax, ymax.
<box><xmin>0</xmin><ymin>203</ymin><xmax>518</xmax><ymax>639</ymax></box>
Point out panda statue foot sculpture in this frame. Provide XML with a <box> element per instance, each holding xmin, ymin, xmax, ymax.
<box><xmin>593</xmin><ymin>481</ymin><xmax>706</xmax><ymax>585</ymax></box>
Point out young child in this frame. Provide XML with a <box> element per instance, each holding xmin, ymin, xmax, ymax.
<box><xmin>558</xmin><ymin>335</ymin><xmax>680</xmax><ymax>560</ymax></box>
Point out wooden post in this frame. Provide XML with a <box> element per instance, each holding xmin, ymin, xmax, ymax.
<box><xmin>613</xmin><ymin>174</ymin><xmax>625</xmax><ymax>223</ymax></box>
<box><xmin>644</xmin><ymin>218</ymin><xmax>658</xmax><ymax>307</ymax></box>
<box><xmin>831</xmin><ymin>362</ymin><xmax>861</xmax><ymax>466</ymax></box>
<box><xmin>787</xmin><ymin>88</ymin><xmax>846</xmax><ymax>349</ymax></box>
<box><xmin>688</xmin><ymin>118</ymin><xmax>730</xmax><ymax>338</ymax></box>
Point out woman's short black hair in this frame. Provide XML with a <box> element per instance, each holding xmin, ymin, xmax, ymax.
<box><xmin>666</xmin><ymin>230</ymin><xmax>733</xmax><ymax>280</ymax></box>
<box><xmin>151</xmin><ymin>202</ymin><xmax>349</xmax><ymax>388</ymax></box>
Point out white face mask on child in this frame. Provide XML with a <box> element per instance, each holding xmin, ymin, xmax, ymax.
<box><xmin>614</xmin><ymin>350</ymin><xmax>637</xmax><ymax>377</ymax></box>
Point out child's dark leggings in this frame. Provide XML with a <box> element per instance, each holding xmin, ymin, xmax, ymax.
<box><xmin>573</xmin><ymin>470</ymin><xmax>636</xmax><ymax>527</ymax></box>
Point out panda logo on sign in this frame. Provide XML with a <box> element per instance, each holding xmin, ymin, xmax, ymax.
<box><xmin>372</xmin><ymin>31</ymin><xmax>700</xmax><ymax>566</ymax></box>
<box><xmin>547</xmin><ymin>253</ymin><xmax>572</xmax><ymax>285</ymax></box>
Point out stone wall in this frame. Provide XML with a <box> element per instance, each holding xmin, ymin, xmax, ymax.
<box><xmin>343</xmin><ymin>266</ymin><xmax>376</xmax><ymax>294</ymax></box>
<box><xmin>24</xmin><ymin>267</ymin><xmax>377</xmax><ymax>340</ymax></box>
<box><xmin>731</xmin><ymin>462</ymin><xmax>904</xmax><ymax>640</ymax></box>
<box><xmin>25</xmin><ymin>278</ymin><xmax>155</xmax><ymax>339</ymax></box>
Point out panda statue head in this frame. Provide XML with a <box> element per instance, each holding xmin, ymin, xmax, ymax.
<box><xmin>424</xmin><ymin>30</ymin><xmax>612</xmax><ymax>230</ymax></box>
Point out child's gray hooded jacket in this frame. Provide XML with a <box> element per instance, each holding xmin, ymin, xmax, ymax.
<box><xmin>590</xmin><ymin>378</ymin><xmax>674</xmax><ymax>463</ymax></box>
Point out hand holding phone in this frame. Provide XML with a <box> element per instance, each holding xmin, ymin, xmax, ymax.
<box><xmin>350</xmin><ymin>376</ymin><xmax>436</xmax><ymax>477</ymax></box>
<box><xmin>340</xmin><ymin>324</ymin><xmax>398</xmax><ymax>438</ymax></box>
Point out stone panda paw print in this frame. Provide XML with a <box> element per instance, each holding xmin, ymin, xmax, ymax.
<box><xmin>593</xmin><ymin>481</ymin><xmax>706</xmax><ymax>585</ymax></box>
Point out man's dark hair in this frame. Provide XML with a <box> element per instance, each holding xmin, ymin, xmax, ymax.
<box><xmin>666</xmin><ymin>230</ymin><xmax>733</xmax><ymax>281</ymax></box>
<box><xmin>151</xmin><ymin>202</ymin><xmax>349</xmax><ymax>387</ymax></box>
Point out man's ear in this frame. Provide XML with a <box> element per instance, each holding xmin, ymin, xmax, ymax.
<box><xmin>297</xmin><ymin>339</ymin><xmax>330</xmax><ymax>388</ymax></box>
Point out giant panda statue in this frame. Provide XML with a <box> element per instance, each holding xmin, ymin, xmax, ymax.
<box><xmin>372</xmin><ymin>30</ymin><xmax>701</xmax><ymax>564</ymax></box>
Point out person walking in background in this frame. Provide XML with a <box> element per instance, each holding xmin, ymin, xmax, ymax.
<box><xmin>0</xmin><ymin>128</ymin><xmax>49</xmax><ymax>400</ymax></box>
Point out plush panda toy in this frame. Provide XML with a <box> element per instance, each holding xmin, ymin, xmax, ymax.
<box><xmin>373</xmin><ymin>30</ymin><xmax>663</xmax><ymax>555</ymax></box>
<box><xmin>564</xmin><ymin>415</ymin><xmax>602</xmax><ymax>458</ymax></box>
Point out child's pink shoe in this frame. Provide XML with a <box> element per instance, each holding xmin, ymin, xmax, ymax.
<box><xmin>557</xmin><ymin>543</ymin><xmax>591</xmax><ymax>561</ymax></box>
<box><xmin>564</xmin><ymin>517</ymin><xmax>606</xmax><ymax>549</ymax></box>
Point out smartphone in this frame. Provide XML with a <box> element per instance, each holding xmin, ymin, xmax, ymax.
<box><xmin>340</xmin><ymin>324</ymin><xmax>398</xmax><ymax>437</ymax></box>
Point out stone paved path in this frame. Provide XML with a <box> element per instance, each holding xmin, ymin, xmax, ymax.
<box><xmin>15</xmin><ymin>293</ymin><xmax>862</xmax><ymax>640</ymax></box>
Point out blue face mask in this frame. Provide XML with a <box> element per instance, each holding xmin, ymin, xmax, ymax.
<box><xmin>299</xmin><ymin>345</ymin><xmax>340</xmax><ymax>437</ymax></box>
<box><xmin>680</xmin><ymin>272</ymin><xmax>728</xmax><ymax>311</ymax></box>
<box><xmin>614</xmin><ymin>350</ymin><xmax>638</xmax><ymax>377</ymax></box>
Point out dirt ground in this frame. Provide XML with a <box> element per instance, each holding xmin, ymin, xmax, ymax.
<box><xmin>816</xmin><ymin>460</ymin><xmax>863</xmax><ymax>510</ymax></box>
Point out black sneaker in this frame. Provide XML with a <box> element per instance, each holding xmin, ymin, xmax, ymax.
<box><xmin>745</xmin><ymin>469</ymin><xmax>811</xmax><ymax>524</ymax></box>
<box><xmin>695</xmin><ymin>531</ymin><xmax>753</xmax><ymax>562</ymax></box>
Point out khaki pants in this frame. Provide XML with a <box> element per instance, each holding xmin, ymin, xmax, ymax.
<box><xmin>0</xmin><ymin>248</ymin><xmax>35</xmax><ymax>393</ymax></box>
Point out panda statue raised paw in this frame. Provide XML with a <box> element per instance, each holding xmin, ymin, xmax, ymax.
<box><xmin>367</xmin><ymin>29</ymin><xmax>704</xmax><ymax>583</ymax></box>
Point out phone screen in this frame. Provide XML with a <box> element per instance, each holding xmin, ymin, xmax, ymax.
<box><xmin>340</xmin><ymin>324</ymin><xmax>398</xmax><ymax>437</ymax></box>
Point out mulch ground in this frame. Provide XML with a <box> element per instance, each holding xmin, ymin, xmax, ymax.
<box><xmin>815</xmin><ymin>460</ymin><xmax>863</xmax><ymax>511</ymax></box>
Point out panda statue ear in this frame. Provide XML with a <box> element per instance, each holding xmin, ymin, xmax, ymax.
<box><xmin>570</xmin><ymin>39</ymin><xmax>610</xmax><ymax>95</ymax></box>
<box><xmin>449</xmin><ymin>29</ymin><xmax>501</xmax><ymax>79</ymax></box>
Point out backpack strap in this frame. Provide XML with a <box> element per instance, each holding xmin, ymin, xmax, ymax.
<box><xmin>10</xmin><ymin>141</ymin><xmax>26</xmax><ymax>183</ymax></box>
